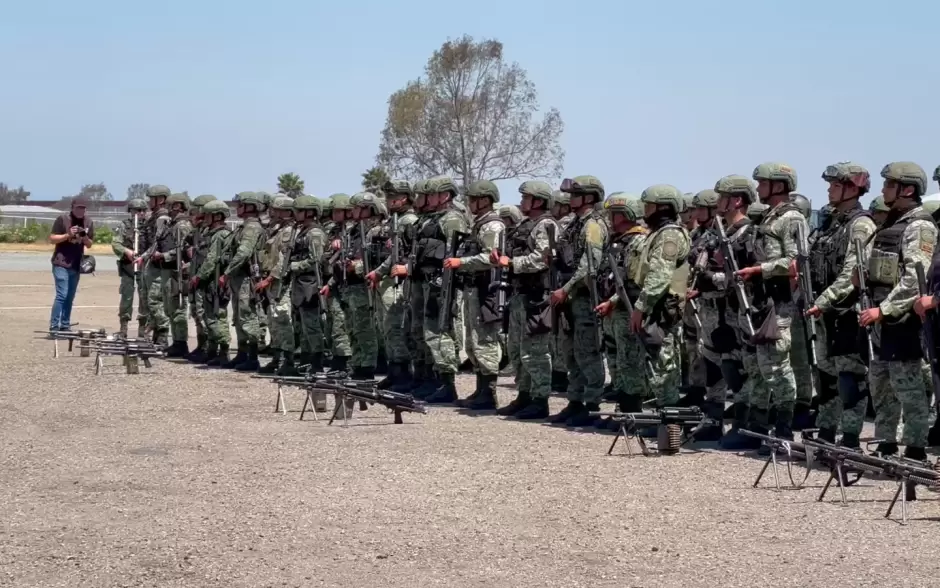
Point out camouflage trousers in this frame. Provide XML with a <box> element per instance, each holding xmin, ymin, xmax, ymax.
<box><xmin>145</xmin><ymin>265</ymin><xmax>168</xmax><ymax>335</ymax></box>
<box><xmin>410</xmin><ymin>282</ymin><xmax>430</xmax><ymax>368</ymax></box>
<box><xmin>326</xmin><ymin>292</ymin><xmax>352</xmax><ymax>358</ymax></box>
<box><xmin>258</xmin><ymin>306</ymin><xmax>268</xmax><ymax>346</ymax></box>
<box><xmin>647</xmin><ymin>323</ymin><xmax>682</xmax><ymax>407</ymax></box>
<box><xmin>464</xmin><ymin>288</ymin><xmax>501</xmax><ymax>375</ymax></box>
<box><xmin>749</xmin><ymin>302</ymin><xmax>798</xmax><ymax>419</ymax></box>
<box><xmin>790</xmin><ymin>312</ymin><xmax>815</xmax><ymax>406</ymax></box>
<box><xmin>698</xmin><ymin>298</ymin><xmax>729</xmax><ymax>404</ymax></box>
<box><xmin>728</xmin><ymin>310</ymin><xmax>762</xmax><ymax>409</ymax></box>
<box><xmin>682</xmin><ymin>304</ymin><xmax>705</xmax><ymax>389</ymax></box>
<box><xmin>204</xmin><ymin>287</ymin><xmax>230</xmax><ymax>346</ymax></box>
<box><xmin>265</xmin><ymin>282</ymin><xmax>294</xmax><ymax>353</ymax></box>
<box><xmin>507</xmin><ymin>293</ymin><xmax>551</xmax><ymax>399</ymax></box>
<box><xmin>160</xmin><ymin>268</ymin><xmax>188</xmax><ymax>344</ymax></box>
<box><xmin>378</xmin><ymin>279</ymin><xmax>410</xmax><ymax>363</ymax></box>
<box><xmin>562</xmin><ymin>292</ymin><xmax>605</xmax><ymax>405</ymax></box>
<box><xmin>603</xmin><ymin>315</ymin><xmax>617</xmax><ymax>391</ymax></box>
<box><xmin>813</xmin><ymin>317</ymin><xmax>868</xmax><ymax>436</ymax></box>
<box><xmin>505</xmin><ymin>296</ymin><xmax>524</xmax><ymax>380</ymax></box>
<box><xmin>296</xmin><ymin>301</ymin><xmax>325</xmax><ymax>354</ymax></box>
<box><xmin>423</xmin><ymin>283</ymin><xmax>459</xmax><ymax>375</ymax></box>
<box><xmin>870</xmin><ymin>355</ymin><xmax>930</xmax><ymax>447</ymax></box>
<box><xmin>292</xmin><ymin>306</ymin><xmax>305</xmax><ymax>354</ymax></box>
<box><xmin>190</xmin><ymin>289</ymin><xmax>207</xmax><ymax>340</ymax></box>
<box><xmin>229</xmin><ymin>274</ymin><xmax>260</xmax><ymax>346</ymax></box>
<box><xmin>612</xmin><ymin>307</ymin><xmax>648</xmax><ymax>399</ymax></box>
<box><xmin>118</xmin><ymin>269</ymin><xmax>148</xmax><ymax>326</ymax></box>
<box><xmin>551</xmin><ymin>306</ymin><xmax>568</xmax><ymax>375</ymax></box>
<box><xmin>344</xmin><ymin>284</ymin><xmax>377</xmax><ymax>369</ymax></box>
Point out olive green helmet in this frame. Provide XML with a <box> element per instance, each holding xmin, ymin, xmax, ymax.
<box><xmin>822</xmin><ymin>162</ymin><xmax>871</xmax><ymax>195</ymax></box>
<box><xmin>271</xmin><ymin>195</ymin><xmax>295</xmax><ymax>211</ymax></box>
<box><xmin>293</xmin><ymin>195</ymin><xmax>323</xmax><ymax>214</ymax></box>
<box><xmin>321</xmin><ymin>196</ymin><xmax>334</xmax><ymax>214</ymax></box>
<box><xmin>498</xmin><ymin>205</ymin><xmax>523</xmax><ymax>225</ymax></box>
<box><xmin>714</xmin><ymin>175</ymin><xmax>757</xmax><ymax>204</ymax></box>
<box><xmin>752</xmin><ymin>162</ymin><xmax>798</xmax><ymax>192</ymax></box>
<box><xmin>746</xmin><ymin>201</ymin><xmax>769</xmax><ymax>221</ymax></box>
<box><xmin>146</xmin><ymin>184</ymin><xmax>171</xmax><ymax>198</ymax></box>
<box><xmin>604</xmin><ymin>192</ymin><xmax>644</xmax><ymax>221</ymax></box>
<box><xmin>518</xmin><ymin>180</ymin><xmax>554</xmax><ymax>206</ymax></box>
<box><xmin>127</xmin><ymin>198</ymin><xmax>148</xmax><ymax>212</ymax></box>
<box><xmin>934</xmin><ymin>165</ymin><xmax>940</xmax><ymax>184</ymax></box>
<box><xmin>880</xmin><ymin>161</ymin><xmax>928</xmax><ymax>197</ymax></box>
<box><xmin>202</xmin><ymin>199</ymin><xmax>231</xmax><ymax>219</ymax></box>
<box><xmin>234</xmin><ymin>191</ymin><xmax>263</xmax><ymax>206</ymax></box>
<box><xmin>382</xmin><ymin>179</ymin><xmax>415</xmax><ymax>202</ymax></box>
<box><xmin>560</xmin><ymin>175</ymin><xmax>605</xmax><ymax>200</ymax></box>
<box><xmin>413</xmin><ymin>179</ymin><xmax>431</xmax><ymax>195</ymax></box>
<box><xmin>330</xmin><ymin>193</ymin><xmax>353</xmax><ymax>210</ymax></box>
<box><xmin>869</xmin><ymin>195</ymin><xmax>890</xmax><ymax>213</ymax></box>
<box><xmin>466</xmin><ymin>180</ymin><xmax>500</xmax><ymax>203</ymax></box>
<box><xmin>640</xmin><ymin>184</ymin><xmax>684</xmax><ymax>212</ymax></box>
<box><xmin>682</xmin><ymin>193</ymin><xmax>695</xmax><ymax>212</ymax></box>
<box><xmin>191</xmin><ymin>194</ymin><xmax>217</xmax><ymax>211</ymax></box>
<box><xmin>551</xmin><ymin>189</ymin><xmax>569</xmax><ymax>206</ymax></box>
<box><xmin>166</xmin><ymin>193</ymin><xmax>191</xmax><ymax>211</ymax></box>
<box><xmin>426</xmin><ymin>175</ymin><xmax>459</xmax><ymax>197</ymax></box>
<box><xmin>790</xmin><ymin>192</ymin><xmax>812</xmax><ymax>219</ymax></box>
<box><xmin>692</xmin><ymin>189</ymin><xmax>719</xmax><ymax>208</ymax></box>
<box><xmin>351</xmin><ymin>191</ymin><xmax>387</xmax><ymax>216</ymax></box>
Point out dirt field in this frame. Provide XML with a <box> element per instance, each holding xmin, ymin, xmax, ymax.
<box><xmin>1</xmin><ymin>270</ymin><xmax>939</xmax><ymax>588</ymax></box>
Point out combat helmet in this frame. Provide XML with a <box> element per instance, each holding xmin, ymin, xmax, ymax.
<box><xmin>466</xmin><ymin>180</ymin><xmax>500</xmax><ymax>203</ymax></box>
<box><xmin>604</xmin><ymin>192</ymin><xmax>644</xmax><ymax>221</ymax></box>
<box><xmin>191</xmin><ymin>194</ymin><xmax>217</xmax><ymax>212</ymax></box>
<box><xmin>127</xmin><ymin>198</ymin><xmax>148</xmax><ymax>212</ymax></box>
<box><xmin>498</xmin><ymin>205</ymin><xmax>523</xmax><ymax>225</ymax></box>
<box><xmin>752</xmin><ymin>162</ymin><xmax>798</xmax><ymax>192</ymax></box>
<box><xmin>682</xmin><ymin>193</ymin><xmax>695</xmax><ymax>212</ymax></box>
<box><xmin>257</xmin><ymin>191</ymin><xmax>273</xmax><ymax>211</ymax></box>
<box><xmin>746</xmin><ymin>201</ymin><xmax>769</xmax><ymax>222</ymax></box>
<box><xmin>293</xmin><ymin>195</ymin><xmax>323</xmax><ymax>216</ymax></box>
<box><xmin>790</xmin><ymin>192</ymin><xmax>812</xmax><ymax>219</ymax></box>
<box><xmin>351</xmin><ymin>191</ymin><xmax>387</xmax><ymax>216</ymax></box>
<box><xmin>271</xmin><ymin>195</ymin><xmax>295</xmax><ymax>211</ymax></box>
<box><xmin>426</xmin><ymin>176</ymin><xmax>460</xmax><ymax>197</ymax></box>
<box><xmin>880</xmin><ymin>162</ymin><xmax>928</xmax><ymax>197</ymax></box>
<box><xmin>202</xmin><ymin>199</ymin><xmax>231</xmax><ymax>219</ymax></box>
<box><xmin>234</xmin><ymin>191</ymin><xmax>263</xmax><ymax>208</ymax></box>
<box><xmin>383</xmin><ymin>179</ymin><xmax>415</xmax><ymax>202</ymax></box>
<box><xmin>560</xmin><ymin>175</ymin><xmax>605</xmax><ymax>201</ymax></box>
<box><xmin>714</xmin><ymin>175</ymin><xmax>757</xmax><ymax>204</ymax></box>
<box><xmin>692</xmin><ymin>189</ymin><xmax>719</xmax><ymax>208</ymax></box>
<box><xmin>518</xmin><ymin>180</ymin><xmax>554</xmax><ymax>207</ymax></box>
<box><xmin>330</xmin><ymin>193</ymin><xmax>353</xmax><ymax>210</ymax></box>
<box><xmin>146</xmin><ymin>184</ymin><xmax>171</xmax><ymax>199</ymax></box>
<box><xmin>552</xmin><ymin>190</ymin><xmax>569</xmax><ymax>206</ymax></box>
<box><xmin>869</xmin><ymin>195</ymin><xmax>890</xmax><ymax>213</ymax></box>
<box><xmin>640</xmin><ymin>184</ymin><xmax>684</xmax><ymax>212</ymax></box>
<box><xmin>821</xmin><ymin>162</ymin><xmax>871</xmax><ymax>195</ymax></box>
<box><xmin>934</xmin><ymin>164</ymin><xmax>940</xmax><ymax>185</ymax></box>
<box><xmin>166</xmin><ymin>193</ymin><xmax>191</xmax><ymax>211</ymax></box>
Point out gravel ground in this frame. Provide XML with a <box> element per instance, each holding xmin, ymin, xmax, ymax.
<box><xmin>2</xmin><ymin>270</ymin><xmax>939</xmax><ymax>588</ymax></box>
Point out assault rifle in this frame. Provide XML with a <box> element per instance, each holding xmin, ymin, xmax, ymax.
<box><xmin>916</xmin><ymin>261</ymin><xmax>940</xmax><ymax>405</ymax></box>
<box><xmin>605</xmin><ymin>245</ymin><xmax>653</xmax><ymax>375</ymax></box>
<box><xmin>359</xmin><ymin>221</ymin><xmax>375</xmax><ymax>310</ymax></box>
<box><xmin>802</xmin><ymin>438</ymin><xmax>940</xmax><ymax>524</ymax></box>
<box><xmin>686</xmin><ymin>249</ymin><xmax>708</xmax><ymax>343</ymax></box>
<box><xmin>400</xmin><ymin>228</ymin><xmax>419</xmax><ymax>328</ymax></box>
<box><xmin>390</xmin><ymin>213</ymin><xmax>400</xmax><ymax>288</ymax></box>
<box><xmin>584</xmin><ymin>245</ymin><xmax>604</xmax><ymax>349</ymax></box>
<box><xmin>713</xmin><ymin>216</ymin><xmax>755</xmax><ymax>337</ymax></box>
<box><xmin>794</xmin><ymin>222</ymin><xmax>819</xmax><ymax>377</ymax></box>
<box><xmin>588</xmin><ymin>407</ymin><xmax>707</xmax><ymax>456</ymax></box>
<box><xmin>260</xmin><ymin>373</ymin><xmax>428</xmax><ymax>425</ymax></box>
<box><xmin>854</xmin><ymin>239</ymin><xmax>876</xmax><ymax>363</ymax></box>
<box><xmin>132</xmin><ymin>215</ymin><xmax>140</xmax><ymax>276</ymax></box>
<box><xmin>249</xmin><ymin>248</ymin><xmax>269</xmax><ymax>315</ymax></box>
<box><xmin>492</xmin><ymin>230</ymin><xmax>509</xmax><ymax>317</ymax></box>
<box><xmin>42</xmin><ymin>327</ymin><xmax>112</xmax><ymax>358</ymax></box>
<box><xmin>175</xmin><ymin>224</ymin><xmax>185</xmax><ymax>308</ymax></box>
<box><xmin>134</xmin><ymin>216</ymin><xmax>170</xmax><ymax>270</ymax></box>
<box><xmin>438</xmin><ymin>231</ymin><xmax>468</xmax><ymax>331</ymax></box>
<box><xmin>546</xmin><ymin>223</ymin><xmax>560</xmax><ymax>336</ymax></box>
<box><xmin>86</xmin><ymin>338</ymin><xmax>165</xmax><ymax>375</ymax></box>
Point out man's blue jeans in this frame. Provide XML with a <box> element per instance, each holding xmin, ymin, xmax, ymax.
<box><xmin>50</xmin><ymin>265</ymin><xmax>80</xmax><ymax>331</ymax></box>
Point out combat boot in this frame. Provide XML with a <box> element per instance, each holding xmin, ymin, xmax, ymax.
<box><xmin>496</xmin><ymin>391</ymin><xmax>530</xmax><ymax>416</ymax></box>
<box><xmin>608</xmin><ymin>395</ymin><xmax>644</xmax><ymax>431</ymax></box>
<box><xmin>455</xmin><ymin>374</ymin><xmax>484</xmax><ymax>408</ymax></box>
<box><xmin>718</xmin><ymin>405</ymin><xmax>762</xmax><ymax>451</ymax></box>
<box><xmin>874</xmin><ymin>442</ymin><xmax>898</xmax><ymax>457</ymax></box>
<box><xmin>548</xmin><ymin>400</ymin><xmax>583</xmax><ymax>425</ymax></box>
<box><xmin>791</xmin><ymin>402</ymin><xmax>816</xmax><ymax>431</ymax></box>
<box><xmin>412</xmin><ymin>368</ymin><xmax>440</xmax><ymax>400</ymax></box>
<box><xmin>202</xmin><ymin>341</ymin><xmax>219</xmax><ymax>365</ymax></box>
<box><xmin>119</xmin><ymin>320</ymin><xmax>129</xmax><ymax>339</ymax></box>
<box><xmin>424</xmin><ymin>372</ymin><xmax>458</xmax><ymax>404</ymax></box>
<box><xmin>677</xmin><ymin>386</ymin><xmax>706</xmax><ymax>409</ymax></box>
<box><xmin>815</xmin><ymin>427</ymin><xmax>837</xmax><ymax>444</ymax></box>
<box><xmin>326</xmin><ymin>355</ymin><xmax>349</xmax><ymax>378</ymax></box>
<box><xmin>257</xmin><ymin>350</ymin><xmax>282</xmax><ymax>374</ymax></box>
<box><xmin>466</xmin><ymin>374</ymin><xmax>498</xmax><ymax>410</ymax></box>
<box><xmin>602</xmin><ymin>383</ymin><xmax>618</xmax><ymax>402</ymax></box>
<box><xmin>839</xmin><ymin>432</ymin><xmax>861</xmax><ymax>449</ymax></box>
<box><xmin>210</xmin><ymin>344</ymin><xmax>230</xmax><ymax>367</ymax></box>
<box><xmin>551</xmin><ymin>371</ymin><xmax>569</xmax><ymax>394</ymax></box>
<box><xmin>904</xmin><ymin>445</ymin><xmax>928</xmax><ymax>461</ymax></box>
<box><xmin>295</xmin><ymin>352</ymin><xmax>313</xmax><ymax>372</ymax></box>
<box><xmin>513</xmin><ymin>397</ymin><xmax>549</xmax><ymax>420</ymax></box>
<box><xmin>306</xmin><ymin>352</ymin><xmax>325</xmax><ymax>375</ymax></box>
<box><xmin>928</xmin><ymin>419</ymin><xmax>940</xmax><ymax>447</ymax></box>
<box><xmin>235</xmin><ymin>342</ymin><xmax>260</xmax><ymax>372</ymax></box>
<box><xmin>154</xmin><ymin>330</ymin><xmax>170</xmax><ymax>348</ymax></box>
<box><xmin>378</xmin><ymin>362</ymin><xmax>408</xmax><ymax>390</ymax></box>
<box><xmin>390</xmin><ymin>363</ymin><xmax>419</xmax><ymax>393</ymax></box>
<box><xmin>758</xmin><ymin>406</ymin><xmax>794</xmax><ymax>456</ymax></box>
<box><xmin>565</xmin><ymin>402</ymin><xmax>599</xmax><ymax>427</ymax></box>
<box><xmin>276</xmin><ymin>352</ymin><xmax>300</xmax><ymax>377</ymax></box>
<box><xmin>692</xmin><ymin>400</ymin><xmax>725</xmax><ymax>442</ymax></box>
<box><xmin>186</xmin><ymin>335</ymin><xmax>208</xmax><ymax>363</ymax></box>
<box><xmin>165</xmin><ymin>340</ymin><xmax>189</xmax><ymax>358</ymax></box>
<box><xmin>223</xmin><ymin>344</ymin><xmax>247</xmax><ymax>369</ymax></box>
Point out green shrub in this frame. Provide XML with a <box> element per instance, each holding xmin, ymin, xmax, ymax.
<box><xmin>93</xmin><ymin>226</ymin><xmax>113</xmax><ymax>245</ymax></box>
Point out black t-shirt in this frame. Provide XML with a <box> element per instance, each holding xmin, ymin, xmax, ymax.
<box><xmin>51</xmin><ymin>213</ymin><xmax>94</xmax><ymax>271</ymax></box>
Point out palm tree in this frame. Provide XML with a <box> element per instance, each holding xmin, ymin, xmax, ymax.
<box><xmin>277</xmin><ymin>173</ymin><xmax>305</xmax><ymax>198</ymax></box>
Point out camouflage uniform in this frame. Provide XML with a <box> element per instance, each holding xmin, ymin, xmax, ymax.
<box><xmin>185</xmin><ymin>194</ymin><xmax>218</xmax><ymax>362</ymax></box>
<box><xmin>549</xmin><ymin>176</ymin><xmax>608</xmax><ymax>426</ymax></box>
<box><xmin>323</xmin><ymin>194</ymin><xmax>354</xmax><ymax>372</ymax></box>
<box><xmin>143</xmin><ymin>185</ymin><xmax>171</xmax><ymax>344</ymax></box>
<box><xmin>222</xmin><ymin>192</ymin><xmax>266</xmax><ymax>371</ymax></box>
<box><xmin>788</xmin><ymin>192</ymin><xmax>817</xmax><ymax>426</ymax></box>
<box><xmin>496</xmin><ymin>204</ymin><xmax>524</xmax><ymax>378</ymax></box>
<box><xmin>112</xmin><ymin>199</ymin><xmax>149</xmax><ymax>338</ymax></box>
<box><xmin>257</xmin><ymin>196</ymin><xmax>299</xmax><ymax>376</ymax></box>
<box><xmin>289</xmin><ymin>195</ymin><xmax>328</xmax><ymax>373</ymax></box>
<box><xmin>550</xmin><ymin>192</ymin><xmax>576</xmax><ymax>391</ymax></box>
<box><xmin>160</xmin><ymin>193</ymin><xmax>193</xmax><ymax>355</ymax></box>
<box><xmin>194</xmin><ymin>200</ymin><xmax>233</xmax><ymax>365</ymax></box>
<box><xmin>809</xmin><ymin>163</ymin><xmax>877</xmax><ymax>447</ymax></box>
<box><xmin>865</xmin><ymin>163</ymin><xmax>935</xmax><ymax>456</ymax></box>
<box><xmin>343</xmin><ymin>192</ymin><xmax>385</xmax><ymax>378</ymax></box>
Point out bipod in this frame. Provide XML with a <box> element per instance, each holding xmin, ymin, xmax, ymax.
<box><xmin>740</xmin><ymin>429</ymin><xmax>813</xmax><ymax>491</ymax></box>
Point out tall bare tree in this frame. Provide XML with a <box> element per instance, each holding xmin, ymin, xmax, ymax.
<box><xmin>76</xmin><ymin>183</ymin><xmax>112</xmax><ymax>201</ymax></box>
<box><xmin>0</xmin><ymin>183</ymin><xmax>30</xmax><ymax>205</ymax></box>
<box><xmin>126</xmin><ymin>183</ymin><xmax>150</xmax><ymax>201</ymax></box>
<box><xmin>277</xmin><ymin>173</ymin><xmax>305</xmax><ymax>198</ymax></box>
<box><xmin>378</xmin><ymin>35</ymin><xmax>564</xmax><ymax>187</ymax></box>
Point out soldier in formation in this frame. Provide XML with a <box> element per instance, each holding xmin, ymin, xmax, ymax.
<box><xmin>112</xmin><ymin>198</ymin><xmax>149</xmax><ymax>338</ymax></box>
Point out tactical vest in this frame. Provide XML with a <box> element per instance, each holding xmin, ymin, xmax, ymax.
<box><xmin>721</xmin><ymin>218</ymin><xmax>756</xmax><ymax>311</ymax></box>
<box><xmin>415</xmin><ymin>211</ymin><xmax>448</xmax><ymax>280</ymax></box>
<box><xmin>638</xmin><ymin>220</ymin><xmax>691</xmax><ymax>303</ymax></box>
<box><xmin>557</xmin><ymin>211</ymin><xmax>595</xmax><ymax>281</ymax></box>
<box><xmin>190</xmin><ymin>226</ymin><xmax>211</xmax><ymax>272</ymax></box>
<box><xmin>119</xmin><ymin>218</ymin><xmax>137</xmax><ymax>266</ymax></box>
<box><xmin>260</xmin><ymin>224</ymin><xmax>294</xmax><ymax>275</ymax></box>
<box><xmin>809</xmin><ymin>206</ymin><xmax>872</xmax><ymax>294</ymax></box>
<box><xmin>460</xmin><ymin>211</ymin><xmax>504</xmax><ymax>290</ymax></box>
<box><xmin>868</xmin><ymin>209</ymin><xmax>934</xmax><ymax>306</ymax></box>
<box><xmin>510</xmin><ymin>214</ymin><xmax>553</xmax><ymax>292</ymax></box>
<box><xmin>157</xmin><ymin>216</ymin><xmax>184</xmax><ymax>269</ymax></box>
<box><xmin>752</xmin><ymin>202</ymin><xmax>801</xmax><ymax>304</ymax></box>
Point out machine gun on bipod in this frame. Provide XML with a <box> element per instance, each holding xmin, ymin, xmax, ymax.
<box><xmin>587</xmin><ymin>407</ymin><xmax>708</xmax><ymax>456</ymax></box>
<box><xmin>86</xmin><ymin>338</ymin><xmax>166</xmax><ymax>375</ymax></box>
<box><xmin>41</xmin><ymin>328</ymin><xmax>113</xmax><ymax>359</ymax></box>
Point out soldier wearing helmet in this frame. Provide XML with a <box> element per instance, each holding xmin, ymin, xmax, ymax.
<box><xmin>141</xmin><ymin>185</ymin><xmax>172</xmax><ymax>345</ymax></box>
<box><xmin>252</xmin><ymin>196</ymin><xmax>301</xmax><ymax>376</ymax></box>
<box><xmin>551</xmin><ymin>189</ymin><xmax>573</xmax><ymax>230</ymax></box>
<box><xmin>680</xmin><ymin>193</ymin><xmax>697</xmax><ymax>232</ymax></box>
<box><xmin>183</xmin><ymin>194</ymin><xmax>219</xmax><ymax>362</ymax></box>
<box><xmin>747</xmin><ymin>202</ymin><xmax>769</xmax><ymax>223</ymax></box>
<box><xmin>112</xmin><ymin>198</ymin><xmax>150</xmax><ymax>338</ymax></box>
<box><xmin>864</xmin><ymin>162</ymin><xmax>937</xmax><ymax>459</ymax></box>
<box><xmin>149</xmin><ymin>193</ymin><xmax>193</xmax><ymax>356</ymax></box>
<box><xmin>190</xmin><ymin>199</ymin><xmax>234</xmax><ymax>367</ymax></box>
<box><xmin>934</xmin><ymin>165</ymin><xmax>940</xmax><ymax>192</ymax></box>
<box><xmin>868</xmin><ymin>195</ymin><xmax>890</xmax><ymax>226</ymax></box>
<box><xmin>286</xmin><ymin>196</ymin><xmax>329</xmax><ymax>385</ymax></box>
<box><xmin>219</xmin><ymin>191</ymin><xmax>267</xmax><ymax>371</ymax></box>
<box><xmin>366</xmin><ymin>180</ymin><xmax>422</xmax><ymax>393</ymax></box>
<box><xmin>318</xmin><ymin>193</ymin><xmax>356</xmax><ymax>378</ymax></box>
<box><xmin>796</xmin><ymin>162</ymin><xmax>879</xmax><ymax>449</ymax></box>
<box><xmin>547</xmin><ymin>175</ymin><xmax>608</xmax><ymax>426</ymax></box>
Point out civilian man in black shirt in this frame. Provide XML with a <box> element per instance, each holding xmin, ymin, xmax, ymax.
<box><xmin>47</xmin><ymin>197</ymin><xmax>94</xmax><ymax>331</ymax></box>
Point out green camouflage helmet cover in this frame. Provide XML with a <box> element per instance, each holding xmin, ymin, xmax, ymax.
<box><xmin>465</xmin><ymin>180</ymin><xmax>500</xmax><ymax>203</ymax></box>
<box><xmin>351</xmin><ymin>191</ymin><xmax>387</xmax><ymax>216</ymax></box>
<box><xmin>682</xmin><ymin>193</ymin><xmax>695</xmax><ymax>212</ymax></box>
<box><xmin>234</xmin><ymin>191</ymin><xmax>262</xmax><ymax>206</ymax></box>
<box><xmin>790</xmin><ymin>192</ymin><xmax>812</xmax><ymax>219</ymax></box>
<box><xmin>518</xmin><ymin>180</ymin><xmax>554</xmax><ymax>204</ymax></box>
<box><xmin>746</xmin><ymin>201</ymin><xmax>769</xmax><ymax>220</ymax></box>
<box><xmin>640</xmin><ymin>184</ymin><xmax>684</xmax><ymax>212</ymax></box>
<box><xmin>714</xmin><ymin>175</ymin><xmax>757</xmax><ymax>203</ymax></box>
<box><xmin>202</xmin><ymin>199</ymin><xmax>231</xmax><ymax>219</ymax></box>
<box><xmin>560</xmin><ymin>175</ymin><xmax>605</xmax><ymax>199</ymax></box>
<box><xmin>426</xmin><ymin>175</ymin><xmax>459</xmax><ymax>197</ymax></box>
<box><xmin>166</xmin><ymin>193</ymin><xmax>191</xmax><ymax>211</ymax></box>
<box><xmin>412</xmin><ymin>179</ymin><xmax>431</xmax><ymax>195</ymax></box>
<box><xmin>880</xmin><ymin>161</ymin><xmax>928</xmax><ymax>197</ymax></box>
<box><xmin>604</xmin><ymin>192</ymin><xmax>644</xmax><ymax>221</ymax></box>
<box><xmin>498</xmin><ymin>204</ymin><xmax>524</xmax><ymax>225</ymax></box>
<box><xmin>330</xmin><ymin>193</ymin><xmax>353</xmax><ymax>210</ymax></box>
<box><xmin>752</xmin><ymin>162</ymin><xmax>798</xmax><ymax>192</ymax></box>
<box><xmin>551</xmin><ymin>189</ymin><xmax>569</xmax><ymax>206</ymax></box>
<box><xmin>821</xmin><ymin>161</ymin><xmax>871</xmax><ymax>194</ymax></box>
<box><xmin>271</xmin><ymin>195</ymin><xmax>295</xmax><ymax>211</ymax></box>
<box><xmin>127</xmin><ymin>198</ymin><xmax>148</xmax><ymax>212</ymax></box>
<box><xmin>191</xmin><ymin>194</ymin><xmax>217</xmax><ymax>210</ymax></box>
<box><xmin>292</xmin><ymin>195</ymin><xmax>322</xmax><ymax>214</ymax></box>
<box><xmin>869</xmin><ymin>195</ymin><xmax>890</xmax><ymax>213</ymax></box>
<box><xmin>146</xmin><ymin>184</ymin><xmax>171</xmax><ymax>198</ymax></box>
<box><xmin>383</xmin><ymin>179</ymin><xmax>415</xmax><ymax>200</ymax></box>
<box><xmin>693</xmin><ymin>189</ymin><xmax>720</xmax><ymax>208</ymax></box>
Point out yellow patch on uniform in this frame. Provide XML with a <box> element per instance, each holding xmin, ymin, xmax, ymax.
<box><xmin>920</xmin><ymin>227</ymin><xmax>936</xmax><ymax>255</ymax></box>
<box><xmin>585</xmin><ymin>222</ymin><xmax>604</xmax><ymax>245</ymax></box>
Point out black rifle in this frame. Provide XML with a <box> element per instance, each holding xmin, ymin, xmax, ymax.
<box><xmin>400</xmin><ymin>228</ymin><xmax>419</xmax><ymax>328</ymax></box>
<box><xmin>132</xmin><ymin>215</ymin><xmax>140</xmax><ymax>277</ymax></box>
<box><xmin>915</xmin><ymin>261</ymin><xmax>940</xmax><ymax>405</ymax></box>
<box><xmin>606</xmin><ymin>245</ymin><xmax>653</xmax><ymax>375</ymax></box>
<box><xmin>359</xmin><ymin>220</ymin><xmax>374</xmax><ymax>311</ymax></box>
<box><xmin>588</xmin><ymin>407</ymin><xmax>707</xmax><ymax>456</ymax></box>
<box><xmin>584</xmin><ymin>244</ymin><xmax>604</xmax><ymax>349</ymax></box>
<box><xmin>713</xmin><ymin>216</ymin><xmax>755</xmax><ymax>337</ymax></box>
<box><xmin>546</xmin><ymin>224</ymin><xmax>560</xmax><ymax>336</ymax></box>
<box><xmin>794</xmin><ymin>222</ymin><xmax>819</xmax><ymax>380</ymax></box>
<box><xmin>175</xmin><ymin>224</ymin><xmax>185</xmax><ymax>308</ymax></box>
<box><xmin>686</xmin><ymin>249</ymin><xmax>707</xmax><ymax>343</ymax></box>
<box><xmin>854</xmin><ymin>239</ymin><xmax>875</xmax><ymax>362</ymax></box>
<box><xmin>249</xmin><ymin>248</ymin><xmax>269</xmax><ymax>315</ymax></box>
<box><xmin>438</xmin><ymin>231</ymin><xmax>468</xmax><ymax>331</ymax></box>
<box><xmin>390</xmin><ymin>213</ymin><xmax>400</xmax><ymax>288</ymax></box>
<box><xmin>492</xmin><ymin>230</ymin><xmax>509</xmax><ymax>318</ymax></box>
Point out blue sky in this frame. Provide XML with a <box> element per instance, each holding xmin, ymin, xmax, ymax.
<box><xmin>2</xmin><ymin>0</ymin><xmax>938</xmax><ymax>207</ymax></box>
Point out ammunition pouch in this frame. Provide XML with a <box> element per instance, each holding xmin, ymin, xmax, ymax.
<box><xmin>524</xmin><ymin>293</ymin><xmax>552</xmax><ymax>336</ymax></box>
<box><xmin>878</xmin><ymin>315</ymin><xmax>924</xmax><ymax>362</ymax></box>
<box><xmin>823</xmin><ymin>308</ymin><xmax>862</xmax><ymax>358</ymax></box>
<box><xmin>751</xmin><ymin>303</ymin><xmax>783</xmax><ymax>345</ymax></box>
<box><xmin>291</xmin><ymin>275</ymin><xmax>320</xmax><ymax>308</ymax></box>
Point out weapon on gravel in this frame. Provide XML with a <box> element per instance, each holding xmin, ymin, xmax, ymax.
<box><xmin>802</xmin><ymin>438</ymin><xmax>940</xmax><ymax>524</ymax></box>
<box><xmin>87</xmin><ymin>339</ymin><xmax>165</xmax><ymax>375</ymax></box>
<box><xmin>588</xmin><ymin>407</ymin><xmax>708</xmax><ymax>456</ymax></box>
<box><xmin>40</xmin><ymin>328</ymin><xmax>112</xmax><ymax>358</ymax></box>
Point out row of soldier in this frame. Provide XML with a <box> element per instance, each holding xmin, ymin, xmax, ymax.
<box><xmin>110</xmin><ymin>162</ymin><xmax>940</xmax><ymax>460</ymax></box>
